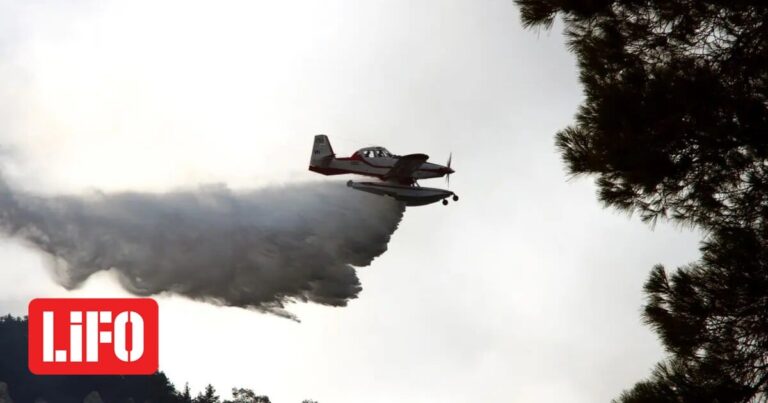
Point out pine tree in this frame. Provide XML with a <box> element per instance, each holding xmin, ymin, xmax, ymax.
<box><xmin>616</xmin><ymin>227</ymin><xmax>768</xmax><ymax>401</ymax></box>
<box><xmin>194</xmin><ymin>384</ymin><xmax>220</xmax><ymax>403</ymax></box>
<box><xmin>224</xmin><ymin>387</ymin><xmax>271</xmax><ymax>403</ymax></box>
<box><xmin>516</xmin><ymin>1</ymin><xmax>768</xmax><ymax>401</ymax></box>
<box><xmin>180</xmin><ymin>383</ymin><xmax>193</xmax><ymax>403</ymax></box>
<box><xmin>516</xmin><ymin>0</ymin><xmax>768</xmax><ymax>230</ymax></box>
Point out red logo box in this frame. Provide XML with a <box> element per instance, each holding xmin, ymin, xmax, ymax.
<box><xmin>28</xmin><ymin>298</ymin><xmax>158</xmax><ymax>375</ymax></box>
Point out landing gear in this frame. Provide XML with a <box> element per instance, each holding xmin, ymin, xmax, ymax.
<box><xmin>443</xmin><ymin>194</ymin><xmax>458</xmax><ymax>206</ymax></box>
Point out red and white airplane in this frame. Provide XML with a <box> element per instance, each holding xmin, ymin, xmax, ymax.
<box><xmin>309</xmin><ymin>134</ymin><xmax>459</xmax><ymax>206</ymax></box>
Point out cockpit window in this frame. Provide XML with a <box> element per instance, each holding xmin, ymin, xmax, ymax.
<box><xmin>359</xmin><ymin>148</ymin><xmax>392</xmax><ymax>158</ymax></box>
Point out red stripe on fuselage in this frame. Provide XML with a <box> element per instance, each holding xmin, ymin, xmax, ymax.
<box><xmin>309</xmin><ymin>165</ymin><xmax>377</xmax><ymax>176</ymax></box>
<box><xmin>310</xmin><ymin>157</ymin><xmax>448</xmax><ymax>185</ymax></box>
<box><xmin>333</xmin><ymin>156</ymin><xmax>447</xmax><ymax>173</ymax></box>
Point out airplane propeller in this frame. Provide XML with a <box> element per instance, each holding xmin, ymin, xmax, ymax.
<box><xmin>446</xmin><ymin>152</ymin><xmax>452</xmax><ymax>188</ymax></box>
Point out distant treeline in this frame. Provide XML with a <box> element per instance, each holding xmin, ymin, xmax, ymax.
<box><xmin>0</xmin><ymin>315</ymin><xmax>316</xmax><ymax>403</ymax></box>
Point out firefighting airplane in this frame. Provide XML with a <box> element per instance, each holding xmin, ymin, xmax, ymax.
<box><xmin>308</xmin><ymin>134</ymin><xmax>459</xmax><ymax>206</ymax></box>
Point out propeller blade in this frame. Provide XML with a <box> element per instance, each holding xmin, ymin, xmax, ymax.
<box><xmin>445</xmin><ymin>152</ymin><xmax>452</xmax><ymax>188</ymax></box>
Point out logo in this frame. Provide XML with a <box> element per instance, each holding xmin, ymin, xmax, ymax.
<box><xmin>28</xmin><ymin>298</ymin><xmax>158</xmax><ymax>375</ymax></box>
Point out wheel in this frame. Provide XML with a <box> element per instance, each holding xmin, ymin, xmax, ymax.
<box><xmin>442</xmin><ymin>199</ymin><xmax>448</xmax><ymax>206</ymax></box>
<box><xmin>452</xmin><ymin>195</ymin><xmax>459</xmax><ymax>202</ymax></box>
<box><xmin>346</xmin><ymin>180</ymin><xmax>353</xmax><ymax>187</ymax></box>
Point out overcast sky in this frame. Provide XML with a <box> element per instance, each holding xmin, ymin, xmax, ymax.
<box><xmin>0</xmin><ymin>1</ymin><xmax>704</xmax><ymax>402</ymax></box>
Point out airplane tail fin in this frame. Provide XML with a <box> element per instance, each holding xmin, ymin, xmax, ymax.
<box><xmin>309</xmin><ymin>134</ymin><xmax>335</xmax><ymax>167</ymax></box>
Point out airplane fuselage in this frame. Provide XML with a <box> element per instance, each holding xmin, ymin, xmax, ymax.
<box><xmin>309</xmin><ymin>154</ymin><xmax>450</xmax><ymax>184</ymax></box>
<box><xmin>308</xmin><ymin>135</ymin><xmax>458</xmax><ymax>206</ymax></box>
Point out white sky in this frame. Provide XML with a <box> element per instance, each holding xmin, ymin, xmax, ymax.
<box><xmin>0</xmin><ymin>1</ymin><xmax>703</xmax><ymax>402</ymax></box>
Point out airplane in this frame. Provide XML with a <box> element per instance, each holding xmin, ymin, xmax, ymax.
<box><xmin>308</xmin><ymin>134</ymin><xmax>459</xmax><ymax>206</ymax></box>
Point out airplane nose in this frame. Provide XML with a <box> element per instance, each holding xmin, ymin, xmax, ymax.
<box><xmin>442</xmin><ymin>167</ymin><xmax>454</xmax><ymax>174</ymax></box>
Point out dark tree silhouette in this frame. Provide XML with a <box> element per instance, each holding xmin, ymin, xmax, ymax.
<box><xmin>0</xmin><ymin>315</ymin><xmax>183</xmax><ymax>402</ymax></box>
<box><xmin>517</xmin><ymin>0</ymin><xmax>768</xmax><ymax>230</ymax></box>
<box><xmin>225</xmin><ymin>388</ymin><xmax>271</xmax><ymax>403</ymax></box>
<box><xmin>618</xmin><ymin>226</ymin><xmax>768</xmax><ymax>401</ymax></box>
<box><xmin>182</xmin><ymin>383</ymin><xmax>194</xmax><ymax>403</ymax></box>
<box><xmin>516</xmin><ymin>1</ymin><xmax>768</xmax><ymax>401</ymax></box>
<box><xmin>194</xmin><ymin>384</ymin><xmax>221</xmax><ymax>403</ymax></box>
<box><xmin>0</xmin><ymin>315</ymin><xmax>300</xmax><ymax>402</ymax></box>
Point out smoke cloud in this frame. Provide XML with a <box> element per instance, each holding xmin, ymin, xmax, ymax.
<box><xmin>0</xmin><ymin>178</ymin><xmax>404</xmax><ymax>319</ymax></box>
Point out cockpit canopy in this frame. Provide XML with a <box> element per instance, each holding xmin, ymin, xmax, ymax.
<box><xmin>355</xmin><ymin>146</ymin><xmax>393</xmax><ymax>159</ymax></box>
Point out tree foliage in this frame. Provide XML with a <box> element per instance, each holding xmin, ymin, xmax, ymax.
<box><xmin>225</xmin><ymin>387</ymin><xmax>271</xmax><ymax>403</ymax></box>
<box><xmin>195</xmin><ymin>384</ymin><xmax>221</xmax><ymax>403</ymax></box>
<box><xmin>516</xmin><ymin>0</ymin><xmax>768</xmax><ymax>401</ymax></box>
<box><xmin>0</xmin><ymin>315</ymin><xmax>300</xmax><ymax>403</ymax></box>
<box><xmin>517</xmin><ymin>0</ymin><xmax>768</xmax><ymax>229</ymax></box>
<box><xmin>617</xmin><ymin>227</ymin><xmax>768</xmax><ymax>402</ymax></box>
<box><xmin>0</xmin><ymin>314</ymin><xmax>186</xmax><ymax>402</ymax></box>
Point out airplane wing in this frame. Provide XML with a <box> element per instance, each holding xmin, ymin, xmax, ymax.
<box><xmin>384</xmin><ymin>153</ymin><xmax>429</xmax><ymax>180</ymax></box>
